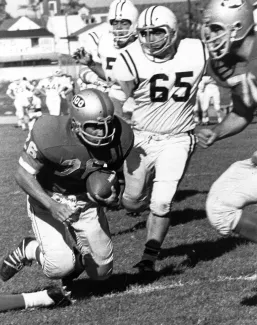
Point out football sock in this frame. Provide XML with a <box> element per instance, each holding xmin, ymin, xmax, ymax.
<box><xmin>22</xmin><ymin>290</ymin><xmax>54</xmax><ymax>309</ymax></box>
<box><xmin>25</xmin><ymin>240</ymin><xmax>43</xmax><ymax>264</ymax></box>
<box><xmin>0</xmin><ymin>294</ymin><xmax>26</xmax><ymax>312</ymax></box>
<box><xmin>141</xmin><ymin>240</ymin><xmax>161</xmax><ymax>263</ymax></box>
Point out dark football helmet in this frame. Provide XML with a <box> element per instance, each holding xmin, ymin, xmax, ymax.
<box><xmin>201</xmin><ymin>0</ymin><xmax>255</xmax><ymax>59</ymax></box>
<box><xmin>70</xmin><ymin>89</ymin><xmax>115</xmax><ymax>147</ymax></box>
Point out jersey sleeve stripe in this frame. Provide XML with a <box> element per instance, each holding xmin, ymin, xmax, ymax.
<box><xmin>122</xmin><ymin>50</ymin><xmax>140</xmax><ymax>89</ymax></box>
<box><xmin>199</xmin><ymin>40</ymin><xmax>209</xmax><ymax>77</ymax></box>
<box><xmin>88</xmin><ymin>32</ymin><xmax>99</xmax><ymax>46</ymax></box>
<box><xmin>19</xmin><ymin>157</ymin><xmax>37</xmax><ymax>175</ymax></box>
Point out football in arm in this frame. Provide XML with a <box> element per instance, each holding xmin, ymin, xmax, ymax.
<box><xmin>86</xmin><ymin>169</ymin><xmax>120</xmax><ymax>199</ymax></box>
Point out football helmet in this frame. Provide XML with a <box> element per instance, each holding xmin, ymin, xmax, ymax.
<box><xmin>70</xmin><ymin>89</ymin><xmax>115</xmax><ymax>147</ymax></box>
<box><xmin>108</xmin><ymin>0</ymin><xmax>139</xmax><ymax>48</ymax></box>
<box><xmin>201</xmin><ymin>0</ymin><xmax>255</xmax><ymax>60</ymax></box>
<box><xmin>137</xmin><ymin>6</ymin><xmax>178</xmax><ymax>61</ymax></box>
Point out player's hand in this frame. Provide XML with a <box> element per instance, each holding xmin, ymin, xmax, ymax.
<box><xmin>196</xmin><ymin>128</ymin><xmax>218</xmax><ymax>148</ymax></box>
<box><xmin>49</xmin><ymin>200</ymin><xmax>78</xmax><ymax>224</ymax></box>
<box><xmin>72</xmin><ymin>47</ymin><xmax>94</xmax><ymax>66</ymax></box>
<box><xmin>87</xmin><ymin>186</ymin><xmax>119</xmax><ymax>207</ymax></box>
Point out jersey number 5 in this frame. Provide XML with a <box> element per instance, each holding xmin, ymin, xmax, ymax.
<box><xmin>150</xmin><ymin>72</ymin><xmax>193</xmax><ymax>103</ymax></box>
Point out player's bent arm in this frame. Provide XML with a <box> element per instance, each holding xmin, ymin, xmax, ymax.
<box><xmin>15</xmin><ymin>163</ymin><xmax>54</xmax><ymax>211</ymax></box>
<box><xmin>118</xmin><ymin>80</ymin><xmax>135</xmax><ymax>99</ymax></box>
<box><xmin>88</xmin><ymin>62</ymin><xmax>106</xmax><ymax>81</ymax></box>
<box><xmin>210</xmin><ymin>95</ymin><xmax>254</xmax><ymax>141</ymax></box>
<box><xmin>15</xmin><ymin>162</ymin><xmax>74</xmax><ymax>223</ymax></box>
<box><xmin>112</xmin><ymin>55</ymin><xmax>137</xmax><ymax>98</ymax></box>
<box><xmin>80</xmin><ymin>68</ymin><xmax>105</xmax><ymax>85</ymax></box>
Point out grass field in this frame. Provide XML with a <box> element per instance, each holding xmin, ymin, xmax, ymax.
<box><xmin>1</xmin><ymin>106</ymin><xmax>257</xmax><ymax>324</ymax></box>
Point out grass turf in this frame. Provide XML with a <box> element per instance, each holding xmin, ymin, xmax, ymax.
<box><xmin>1</xmin><ymin>116</ymin><xmax>257</xmax><ymax>324</ymax></box>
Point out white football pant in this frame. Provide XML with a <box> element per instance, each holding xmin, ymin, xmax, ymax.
<box><xmin>123</xmin><ymin>130</ymin><xmax>196</xmax><ymax>216</ymax></box>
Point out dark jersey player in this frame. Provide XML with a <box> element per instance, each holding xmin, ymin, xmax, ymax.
<box><xmin>0</xmin><ymin>88</ymin><xmax>134</xmax><ymax>292</ymax></box>
<box><xmin>197</xmin><ymin>0</ymin><xmax>257</xmax><ymax>245</ymax></box>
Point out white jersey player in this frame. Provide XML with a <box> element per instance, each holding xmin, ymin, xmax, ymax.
<box><xmin>194</xmin><ymin>75</ymin><xmax>222</xmax><ymax>125</ymax></box>
<box><xmin>75</xmin><ymin>23</ymin><xmax>110</xmax><ymax>94</ymax></box>
<box><xmin>21</xmin><ymin>90</ymin><xmax>42</xmax><ymax>131</ymax></box>
<box><xmin>6</xmin><ymin>78</ymin><xmax>34</xmax><ymax>129</ymax></box>
<box><xmin>37</xmin><ymin>70</ymin><xmax>64</xmax><ymax>116</ymax></box>
<box><xmin>73</xmin><ymin>0</ymin><xmax>139</xmax><ymax>119</ymax></box>
<box><xmin>114</xmin><ymin>6</ymin><xmax>207</xmax><ymax>272</ymax></box>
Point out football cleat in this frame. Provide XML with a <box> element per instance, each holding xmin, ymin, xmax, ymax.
<box><xmin>0</xmin><ymin>237</ymin><xmax>34</xmax><ymax>282</ymax></box>
<box><xmin>47</xmin><ymin>286</ymin><xmax>73</xmax><ymax>308</ymax></box>
<box><xmin>133</xmin><ymin>259</ymin><xmax>156</xmax><ymax>273</ymax></box>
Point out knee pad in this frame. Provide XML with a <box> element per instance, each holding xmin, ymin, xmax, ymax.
<box><xmin>206</xmin><ymin>193</ymin><xmax>242</xmax><ymax>236</ymax></box>
<box><xmin>150</xmin><ymin>200</ymin><xmax>172</xmax><ymax>217</ymax></box>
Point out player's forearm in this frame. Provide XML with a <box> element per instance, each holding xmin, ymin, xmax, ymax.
<box><xmin>88</xmin><ymin>62</ymin><xmax>106</xmax><ymax>81</ymax></box>
<box><xmin>212</xmin><ymin>111</ymin><xmax>251</xmax><ymax>141</ymax></box>
<box><xmin>15</xmin><ymin>166</ymin><xmax>53</xmax><ymax>210</ymax></box>
<box><xmin>118</xmin><ymin>80</ymin><xmax>135</xmax><ymax>99</ymax></box>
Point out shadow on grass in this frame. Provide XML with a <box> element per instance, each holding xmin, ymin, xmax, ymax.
<box><xmin>68</xmin><ymin>263</ymin><xmax>182</xmax><ymax>301</ymax></box>
<box><xmin>160</xmin><ymin>236</ymin><xmax>249</xmax><ymax>267</ymax></box>
<box><xmin>241</xmin><ymin>288</ymin><xmax>257</xmax><ymax>306</ymax></box>
<box><xmin>174</xmin><ymin>189</ymin><xmax>208</xmax><ymax>202</ymax></box>
<box><xmin>112</xmin><ymin>208</ymin><xmax>207</xmax><ymax>237</ymax></box>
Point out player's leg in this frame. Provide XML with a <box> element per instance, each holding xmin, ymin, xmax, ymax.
<box><xmin>46</xmin><ymin>95</ymin><xmax>61</xmax><ymax>116</ymax></box>
<box><xmin>135</xmin><ymin>132</ymin><xmax>196</xmax><ymax>272</ymax></box>
<box><xmin>193</xmin><ymin>91</ymin><xmax>201</xmax><ymax>124</ymax></box>
<box><xmin>0</xmin><ymin>199</ymin><xmax>76</xmax><ymax>282</ymax></box>
<box><xmin>70</xmin><ymin>206</ymin><xmax>113</xmax><ymax>281</ymax></box>
<box><xmin>212</xmin><ymin>86</ymin><xmax>222</xmax><ymax>123</ymax></box>
<box><xmin>0</xmin><ymin>286</ymin><xmax>71</xmax><ymax>312</ymax></box>
<box><xmin>15</xmin><ymin>99</ymin><xmax>26</xmax><ymax>130</ymax></box>
<box><xmin>201</xmin><ymin>88</ymin><xmax>211</xmax><ymax>125</ymax></box>
<box><xmin>122</xmin><ymin>134</ymin><xmax>152</xmax><ymax>213</ymax></box>
<box><xmin>206</xmin><ymin>157</ymin><xmax>257</xmax><ymax>242</ymax></box>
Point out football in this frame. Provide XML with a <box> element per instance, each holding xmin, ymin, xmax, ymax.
<box><xmin>86</xmin><ymin>169</ymin><xmax>120</xmax><ymax>200</ymax></box>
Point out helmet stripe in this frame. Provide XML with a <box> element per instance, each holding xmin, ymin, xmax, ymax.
<box><xmin>115</xmin><ymin>0</ymin><xmax>125</xmax><ymax>20</ymax></box>
<box><xmin>149</xmin><ymin>6</ymin><xmax>157</xmax><ymax>26</ymax></box>
<box><xmin>144</xmin><ymin>6</ymin><xmax>157</xmax><ymax>26</ymax></box>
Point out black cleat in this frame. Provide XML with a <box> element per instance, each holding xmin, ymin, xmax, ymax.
<box><xmin>0</xmin><ymin>237</ymin><xmax>34</xmax><ymax>282</ymax></box>
<box><xmin>47</xmin><ymin>286</ymin><xmax>72</xmax><ymax>308</ymax></box>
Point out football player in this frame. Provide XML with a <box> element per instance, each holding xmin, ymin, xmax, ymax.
<box><xmin>20</xmin><ymin>90</ymin><xmax>42</xmax><ymax>131</ymax></box>
<box><xmin>197</xmin><ymin>0</ymin><xmax>257</xmax><ymax>244</ymax></box>
<box><xmin>113</xmin><ymin>5</ymin><xmax>206</xmax><ymax>272</ymax></box>
<box><xmin>0</xmin><ymin>89</ymin><xmax>134</xmax><ymax>291</ymax></box>
<box><xmin>36</xmin><ymin>69</ymin><xmax>66</xmax><ymax>116</ymax></box>
<box><xmin>73</xmin><ymin>0</ymin><xmax>139</xmax><ymax>120</ymax></box>
<box><xmin>6</xmin><ymin>77</ymin><xmax>34</xmax><ymax>129</ymax></box>
<box><xmin>194</xmin><ymin>75</ymin><xmax>222</xmax><ymax>125</ymax></box>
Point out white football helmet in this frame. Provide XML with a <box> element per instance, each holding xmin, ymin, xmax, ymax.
<box><xmin>201</xmin><ymin>0</ymin><xmax>255</xmax><ymax>60</ymax></box>
<box><xmin>70</xmin><ymin>89</ymin><xmax>115</xmax><ymax>147</ymax></box>
<box><xmin>137</xmin><ymin>6</ymin><xmax>178</xmax><ymax>61</ymax></box>
<box><xmin>108</xmin><ymin>0</ymin><xmax>139</xmax><ymax>48</ymax></box>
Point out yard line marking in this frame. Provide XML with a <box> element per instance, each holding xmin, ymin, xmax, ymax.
<box><xmin>94</xmin><ymin>274</ymin><xmax>257</xmax><ymax>300</ymax></box>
